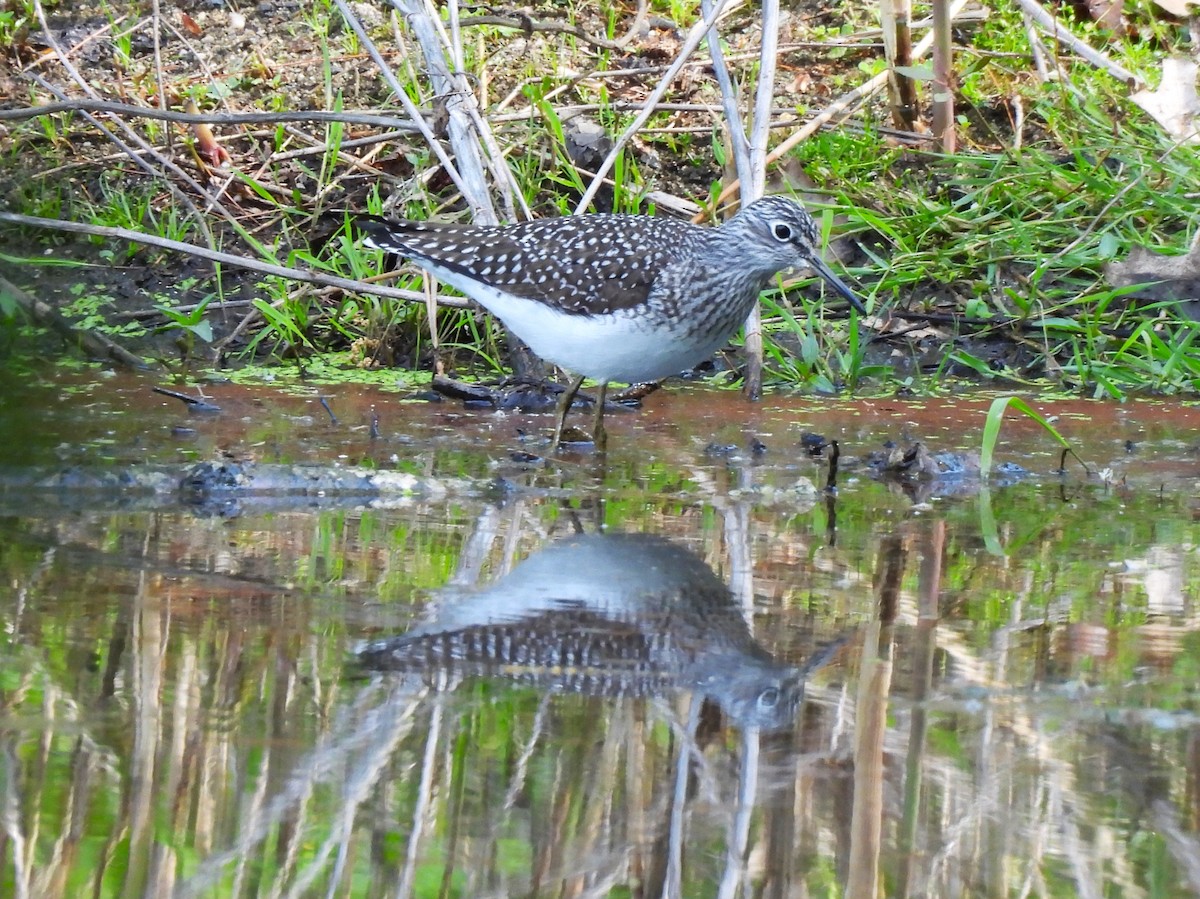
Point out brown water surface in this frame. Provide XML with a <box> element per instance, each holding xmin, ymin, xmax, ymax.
<box><xmin>1</xmin><ymin>369</ymin><xmax>1199</xmax><ymax>897</ymax></box>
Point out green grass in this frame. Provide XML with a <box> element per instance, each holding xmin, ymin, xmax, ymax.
<box><xmin>786</xmin><ymin>69</ymin><xmax>1200</xmax><ymax>396</ymax></box>
<box><xmin>1</xmin><ymin>0</ymin><xmax>1197</xmax><ymax>397</ymax></box>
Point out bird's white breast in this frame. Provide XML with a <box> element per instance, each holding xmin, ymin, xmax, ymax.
<box><xmin>413</xmin><ymin>258</ymin><xmax>737</xmax><ymax>383</ymax></box>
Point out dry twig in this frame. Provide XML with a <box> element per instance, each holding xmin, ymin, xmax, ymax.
<box><xmin>574</xmin><ymin>0</ymin><xmax>736</xmax><ymax>213</ymax></box>
<box><xmin>0</xmin><ymin>211</ymin><xmax>466</xmax><ymax>308</ymax></box>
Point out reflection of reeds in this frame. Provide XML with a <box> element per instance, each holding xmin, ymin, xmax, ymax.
<box><xmin>3</xmin><ymin>485</ymin><xmax>1200</xmax><ymax>896</ymax></box>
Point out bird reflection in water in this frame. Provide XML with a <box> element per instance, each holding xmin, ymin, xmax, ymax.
<box><xmin>357</xmin><ymin>533</ymin><xmax>844</xmax><ymax>731</ymax></box>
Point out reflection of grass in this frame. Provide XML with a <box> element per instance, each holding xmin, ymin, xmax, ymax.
<box><xmin>2</xmin><ymin>471</ymin><xmax>1198</xmax><ymax>895</ymax></box>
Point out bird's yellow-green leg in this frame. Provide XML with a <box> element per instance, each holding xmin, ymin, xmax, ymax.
<box><xmin>551</xmin><ymin>374</ymin><xmax>586</xmax><ymax>451</ymax></box>
<box><xmin>591</xmin><ymin>382</ymin><xmax>608</xmax><ymax>453</ymax></box>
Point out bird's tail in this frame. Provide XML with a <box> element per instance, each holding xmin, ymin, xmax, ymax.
<box><xmin>353</xmin><ymin>215</ymin><xmax>401</xmax><ymax>254</ymax></box>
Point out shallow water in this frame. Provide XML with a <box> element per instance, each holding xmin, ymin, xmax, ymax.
<box><xmin>1</xmin><ymin>370</ymin><xmax>1199</xmax><ymax>897</ymax></box>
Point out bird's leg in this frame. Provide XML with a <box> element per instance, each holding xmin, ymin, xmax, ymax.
<box><xmin>550</xmin><ymin>374</ymin><xmax>586</xmax><ymax>451</ymax></box>
<box><xmin>591</xmin><ymin>382</ymin><xmax>608</xmax><ymax>453</ymax></box>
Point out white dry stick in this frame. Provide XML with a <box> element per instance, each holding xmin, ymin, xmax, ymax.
<box><xmin>444</xmin><ymin>0</ymin><xmax>465</xmax><ymax>72</ymax></box>
<box><xmin>375</xmin><ymin>0</ymin><xmax>541</xmax><ymax>373</ymax></box>
<box><xmin>1022</xmin><ymin>13</ymin><xmax>1052</xmax><ymax>82</ymax></box>
<box><xmin>701</xmin><ymin>0</ymin><xmax>752</xmax><ymax>189</ymax></box>
<box><xmin>931</xmin><ymin>0</ymin><xmax>956</xmax><ymax>151</ymax></box>
<box><xmin>701</xmin><ymin>0</ymin><xmax>760</xmax><ymax>396</ymax></box>
<box><xmin>151</xmin><ymin>0</ymin><xmax>167</xmax><ymax>149</ymax></box>
<box><xmin>574</xmin><ymin>0</ymin><xmax>733</xmax><ymax>213</ymax></box>
<box><xmin>1012</xmin><ymin>93</ymin><xmax>1025</xmax><ymax>151</ymax></box>
<box><xmin>0</xmin><ymin>211</ymin><xmax>464</xmax><ymax>308</ymax></box>
<box><xmin>748</xmin><ymin>0</ymin><xmax>779</xmax><ymax>199</ymax></box>
<box><xmin>1015</xmin><ymin>0</ymin><xmax>1143</xmax><ymax>87</ymax></box>
<box><xmin>418</xmin><ymin>0</ymin><xmax>528</xmax><ymax>221</ymax></box>
<box><xmin>741</xmin><ymin>0</ymin><xmax>781</xmax><ymax>399</ymax></box>
<box><xmin>333</xmin><ymin>0</ymin><xmax>478</xmax><ymax>216</ymax></box>
<box><xmin>385</xmin><ymin>0</ymin><xmax>500</xmax><ymax>223</ymax></box>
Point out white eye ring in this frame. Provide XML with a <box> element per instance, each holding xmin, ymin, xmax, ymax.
<box><xmin>771</xmin><ymin>221</ymin><xmax>793</xmax><ymax>241</ymax></box>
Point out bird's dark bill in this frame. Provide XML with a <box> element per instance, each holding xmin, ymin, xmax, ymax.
<box><xmin>807</xmin><ymin>255</ymin><xmax>867</xmax><ymax>315</ymax></box>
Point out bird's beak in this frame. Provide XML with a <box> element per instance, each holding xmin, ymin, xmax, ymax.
<box><xmin>805</xmin><ymin>253</ymin><xmax>867</xmax><ymax>316</ymax></box>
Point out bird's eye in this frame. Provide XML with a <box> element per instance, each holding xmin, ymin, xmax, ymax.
<box><xmin>771</xmin><ymin>221</ymin><xmax>793</xmax><ymax>241</ymax></box>
<box><xmin>758</xmin><ymin>688</ymin><xmax>781</xmax><ymax>708</ymax></box>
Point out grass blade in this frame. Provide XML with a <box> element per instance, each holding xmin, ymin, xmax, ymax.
<box><xmin>981</xmin><ymin>395</ymin><xmax>1088</xmax><ymax>478</ymax></box>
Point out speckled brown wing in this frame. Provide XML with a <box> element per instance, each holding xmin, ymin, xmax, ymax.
<box><xmin>358</xmin><ymin>214</ymin><xmax>709</xmax><ymax>316</ymax></box>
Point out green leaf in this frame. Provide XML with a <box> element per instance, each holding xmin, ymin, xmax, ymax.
<box><xmin>981</xmin><ymin>395</ymin><xmax>1082</xmax><ymax>478</ymax></box>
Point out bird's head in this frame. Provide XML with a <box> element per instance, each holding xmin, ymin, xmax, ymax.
<box><xmin>724</xmin><ymin>196</ymin><xmax>866</xmax><ymax>315</ymax></box>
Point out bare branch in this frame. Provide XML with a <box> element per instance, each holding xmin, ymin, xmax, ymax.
<box><xmin>575</xmin><ymin>0</ymin><xmax>735</xmax><ymax>213</ymax></box>
<box><xmin>0</xmin><ymin>211</ymin><xmax>467</xmax><ymax>308</ymax></box>
<box><xmin>0</xmin><ymin>100</ymin><xmax>420</xmax><ymax>132</ymax></box>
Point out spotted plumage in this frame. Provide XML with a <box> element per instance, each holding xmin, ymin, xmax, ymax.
<box><xmin>357</xmin><ymin>196</ymin><xmax>864</xmax><ymax>449</ymax></box>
